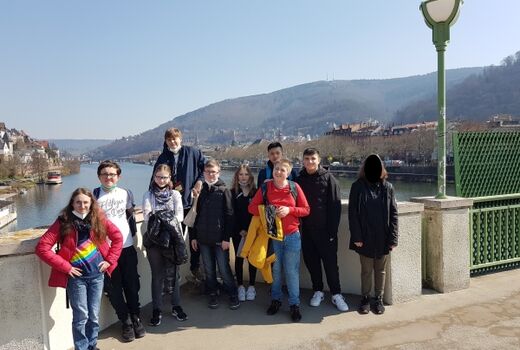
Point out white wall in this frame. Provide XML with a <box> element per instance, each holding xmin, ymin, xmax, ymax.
<box><xmin>0</xmin><ymin>201</ymin><xmax>424</xmax><ymax>350</ymax></box>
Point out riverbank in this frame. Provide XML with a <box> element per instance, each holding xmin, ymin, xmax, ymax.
<box><xmin>0</xmin><ymin>161</ymin><xmax>80</xmax><ymax>197</ymax></box>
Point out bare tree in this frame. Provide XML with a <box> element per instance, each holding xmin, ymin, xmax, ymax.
<box><xmin>30</xmin><ymin>152</ymin><xmax>49</xmax><ymax>182</ymax></box>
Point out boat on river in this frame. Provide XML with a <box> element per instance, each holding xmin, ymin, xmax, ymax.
<box><xmin>46</xmin><ymin>171</ymin><xmax>63</xmax><ymax>185</ymax></box>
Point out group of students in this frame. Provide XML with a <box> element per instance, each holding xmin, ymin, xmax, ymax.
<box><xmin>35</xmin><ymin>127</ymin><xmax>398</xmax><ymax>350</ymax></box>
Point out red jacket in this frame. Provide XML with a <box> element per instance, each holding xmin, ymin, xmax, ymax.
<box><xmin>35</xmin><ymin>215</ymin><xmax>123</xmax><ymax>288</ymax></box>
<box><xmin>248</xmin><ymin>181</ymin><xmax>310</xmax><ymax>235</ymax></box>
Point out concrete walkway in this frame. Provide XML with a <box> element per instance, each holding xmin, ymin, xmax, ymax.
<box><xmin>98</xmin><ymin>269</ymin><xmax>520</xmax><ymax>350</ymax></box>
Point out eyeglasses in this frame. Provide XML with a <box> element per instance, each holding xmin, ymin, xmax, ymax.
<box><xmin>155</xmin><ymin>175</ymin><xmax>170</xmax><ymax>180</ymax></box>
<box><xmin>204</xmin><ymin>170</ymin><xmax>219</xmax><ymax>175</ymax></box>
<box><xmin>100</xmin><ymin>173</ymin><xmax>118</xmax><ymax>178</ymax></box>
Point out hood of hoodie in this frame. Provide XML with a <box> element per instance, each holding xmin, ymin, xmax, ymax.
<box><xmin>363</xmin><ymin>154</ymin><xmax>384</xmax><ymax>183</ymax></box>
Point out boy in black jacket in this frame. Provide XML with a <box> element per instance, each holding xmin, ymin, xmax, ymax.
<box><xmin>296</xmin><ymin>148</ymin><xmax>349</xmax><ymax>312</ymax></box>
<box><xmin>190</xmin><ymin>160</ymin><xmax>240</xmax><ymax>310</ymax></box>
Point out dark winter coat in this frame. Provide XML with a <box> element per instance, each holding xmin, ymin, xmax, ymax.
<box><xmin>152</xmin><ymin>143</ymin><xmax>205</xmax><ymax>209</ymax></box>
<box><xmin>231</xmin><ymin>188</ymin><xmax>255</xmax><ymax>237</ymax></box>
<box><xmin>192</xmin><ymin>179</ymin><xmax>234</xmax><ymax>245</ymax></box>
<box><xmin>348</xmin><ymin>179</ymin><xmax>398</xmax><ymax>258</ymax></box>
<box><xmin>295</xmin><ymin>167</ymin><xmax>342</xmax><ymax>240</ymax></box>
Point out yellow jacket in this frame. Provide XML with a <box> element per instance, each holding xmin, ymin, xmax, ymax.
<box><xmin>239</xmin><ymin>205</ymin><xmax>283</xmax><ymax>283</ymax></box>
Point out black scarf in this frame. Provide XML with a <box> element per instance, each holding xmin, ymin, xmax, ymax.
<box><xmin>72</xmin><ymin>216</ymin><xmax>92</xmax><ymax>236</ymax></box>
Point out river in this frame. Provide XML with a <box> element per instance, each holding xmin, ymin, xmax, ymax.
<box><xmin>1</xmin><ymin>162</ymin><xmax>454</xmax><ymax>234</ymax></box>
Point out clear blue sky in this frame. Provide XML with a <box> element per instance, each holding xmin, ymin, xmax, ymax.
<box><xmin>1</xmin><ymin>0</ymin><xmax>519</xmax><ymax>140</ymax></box>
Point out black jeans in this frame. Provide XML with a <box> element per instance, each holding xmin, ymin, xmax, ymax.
<box><xmin>183</xmin><ymin>208</ymin><xmax>200</xmax><ymax>272</ymax></box>
<box><xmin>231</xmin><ymin>234</ymin><xmax>257</xmax><ymax>286</ymax></box>
<box><xmin>106</xmin><ymin>246</ymin><xmax>141</xmax><ymax>321</ymax></box>
<box><xmin>146</xmin><ymin>245</ymin><xmax>181</xmax><ymax>310</ymax></box>
<box><xmin>301</xmin><ymin>232</ymin><xmax>341</xmax><ymax>295</ymax></box>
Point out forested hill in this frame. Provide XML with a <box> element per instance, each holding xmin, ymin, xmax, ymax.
<box><xmin>395</xmin><ymin>51</ymin><xmax>520</xmax><ymax>123</ymax></box>
<box><xmin>91</xmin><ymin>67</ymin><xmax>481</xmax><ymax>159</ymax></box>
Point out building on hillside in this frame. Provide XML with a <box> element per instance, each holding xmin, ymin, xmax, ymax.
<box><xmin>20</xmin><ymin>151</ymin><xmax>33</xmax><ymax>164</ymax></box>
<box><xmin>487</xmin><ymin>115</ymin><xmax>520</xmax><ymax>129</ymax></box>
<box><xmin>0</xmin><ymin>128</ymin><xmax>14</xmax><ymax>159</ymax></box>
<box><xmin>325</xmin><ymin>120</ymin><xmax>381</xmax><ymax>137</ymax></box>
<box><xmin>386</xmin><ymin>121</ymin><xmax>437</xmax><ymax>136</ymax></box>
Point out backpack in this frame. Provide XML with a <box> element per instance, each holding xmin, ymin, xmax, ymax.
<box><xmin>260</xmin><ymin>180</ymin><xmax>298</xmax><ymax>239</ymax></box>
<box><xmin>260</xmin><ymin>180</ymin><xmax>298</xmax><ymax>205</ymax></box>
<box><xmin>93</xmin><ymin>187</ymin><xmax>138</xmax><ymax>236</ymax></box>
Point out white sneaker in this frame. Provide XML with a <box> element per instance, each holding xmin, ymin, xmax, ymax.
<box><xmin>238</xmin><ymin>285</ymin><xmax>246</xmax><ymax>302</ymax></box>
<box><xmin>332</xmin><ymin>293</ymin><xmax>349</xmax><ymax>312</ymax></box>
<box><xmin>310</xmin><ymin>291</ymin><xmax>325</xmax><ymax>307</ymax></box>
<box><xmin>246</xmin><ymin>286</ymin><xmax>256</xmax><ymax>301</ymax></box>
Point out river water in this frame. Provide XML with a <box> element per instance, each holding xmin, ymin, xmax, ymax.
<box><xmin>1</xmin><ymin>162</ymin><xmax>454</xmax><ymax>234</ymax></box>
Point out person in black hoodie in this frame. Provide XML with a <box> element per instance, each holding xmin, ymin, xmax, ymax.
<box><xmin>151</xmin><ymin>128</ymin><xmax>206</xmax><ymax>283</ymax></box>
<box><xmin>296</xmin><ymin>148</ymin><xmax>349</xmax><ymax>312</ymax></box>
<box><xmin>190</xmin><ymin>159</ymin><xmax>239</xmax><ymax>310</ymax></box>
<box><xmin>348</xmin><ymin>154</ymin><xmax>398</xmax><ymax>315</ymax></box>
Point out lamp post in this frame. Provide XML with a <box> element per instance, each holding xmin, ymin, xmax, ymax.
<box><xmin>420</xmin><ymin>0</ymin><xmax>462</xmax><ymax>199</ymax></box>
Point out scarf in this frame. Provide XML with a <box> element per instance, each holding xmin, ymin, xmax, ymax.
<box><xmin>153</xmin><ymin>184</ymin><xmax>173</xmax><ymax>207</ymax></box>
<box><xmin>72</xmin><ymin>216</ymin><xmax>92</xmax><ymax>235</ymax></box>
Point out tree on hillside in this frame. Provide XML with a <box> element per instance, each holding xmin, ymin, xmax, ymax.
<box><xmin>31</xmin><ymin>153</ymin><xmax>48</xmax><ymax>182</ymax></box>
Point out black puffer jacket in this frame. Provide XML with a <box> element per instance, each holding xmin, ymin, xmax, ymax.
<box><xmin>348</xmin><ymin>155</ymin><xmax>398</xmax><ymax>258</ymax></box>
<box><xmin>192</xmin><ymin>180</ymin><xmax>233</xmax><ymax>245</ymax></box>
<box><xmin>295</xmin><ymin>167</ymin><xmax>342</xmax><ymax>240</ymax></box>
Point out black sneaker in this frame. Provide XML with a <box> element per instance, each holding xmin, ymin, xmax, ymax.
<box><xmin>358</xmin><ymin>296</ymin><xmax>370</xmax><ymax>315</ymax></box>
<box><xmin>149</xmin><ymin>309</ymin><xmax>162</xmax><ymax>326</ymax></box>
<box><xmin>122</xmin><ymin>316</ymin><xmax>135</xmax><ymax>342</ymax></box>
<box><xmin>131</xmin><ymin>314</ymin><xmax>146</xmax><ymax>338</ymax></box>
<box><xmin>172</xmin><ymin>305</ymin><xmax>188</xmax><ymax>321</ymax></box>
<box><xmin>374</xmin><ymin>296</ymin><xmax>385</xmax><ymax>314</ymax></box>
<box><xmin>266</xmin><ymin>300</ymin><xmax>282</xmax><ymax>315</ymax></box>
<box><xmin>208</xmin><ymin>294</ymin><xmax>219</xmax><ymax>309</ymax></box>
<box><xmin>229</xmin><ymin>295</ymin><xmax>240</xmax><ymax>310</ymax></box>
<box><xmin>290</xmin><ymin>305</ymin><xmax>302</xmax><ymax>322</ymax></box>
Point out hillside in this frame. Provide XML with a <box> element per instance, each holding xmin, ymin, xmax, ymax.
<box><xmin>395</xmin><ymin>51</ymin><xmax>520</xmax><ymax>123</ymax></box>
<box><xmin>50</xmin><ymin>139</ymin><xmax>113</xmax><ymax>155</ymax></box>
<box><xmin>92</xmin><ymin>67</ymin><xmax>481</xmax><ymax>159</ymax></box>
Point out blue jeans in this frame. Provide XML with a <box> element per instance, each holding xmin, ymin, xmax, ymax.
<box><xmin>199</xmin><ymin>243</ymin><xmax>237</xmax><ymax>297</ymax></box>
<box><xmin>67</xmin><ymin>273</ymin><xmax>104</xmax><ymax>350</ymax></box>
<box><xmin>272</xmin><ymin>232</ymin><xmax>301</xmax><ymax>306</ymax></box>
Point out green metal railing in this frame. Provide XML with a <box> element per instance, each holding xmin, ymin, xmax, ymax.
<box><xmin>469</xmin><ymin>195</ymin><xmax>520</xmax><ymax>274</ymax></box>
<box><xmin>453</xmin><ymin>131</ymin><xmax>520</xmax><ymax>275</ymax></box>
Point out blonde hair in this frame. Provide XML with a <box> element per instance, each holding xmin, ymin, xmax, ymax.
<box><xmin>232</xmin><ymin>164</ymin><xmax>256</xmax><ymax>193</ymax></box>
<box><xmin>274</xmin><ymin>158</ymin><xmax>293</xmax><ymax>173</ymax></box>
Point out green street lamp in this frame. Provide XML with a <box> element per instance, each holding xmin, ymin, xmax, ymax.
<box><xmin>420</xmin><ymin>0</ymin><xmax>462</xmax><ymax>199</ymax></box>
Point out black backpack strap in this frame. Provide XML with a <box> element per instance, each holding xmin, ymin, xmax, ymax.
<box><xmin>288</xmin><ymin>180</ymin><xmax>298</xmax><ymax>201</ymax></box>
<box><xmin>261</xmin><ymin>182</ymin><xmax>268</xmax><ymax>205</ymax></box>
<box><xmin>93</xmin><ymin>187</ymin><xmax>100</xmax><ymax>199</ymax></box>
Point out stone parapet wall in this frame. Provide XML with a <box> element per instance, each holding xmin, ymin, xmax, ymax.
<box><xmin>0</xmin><ymin>201</ymin><xmax>424</xmax><ymax>350</ymax></box>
